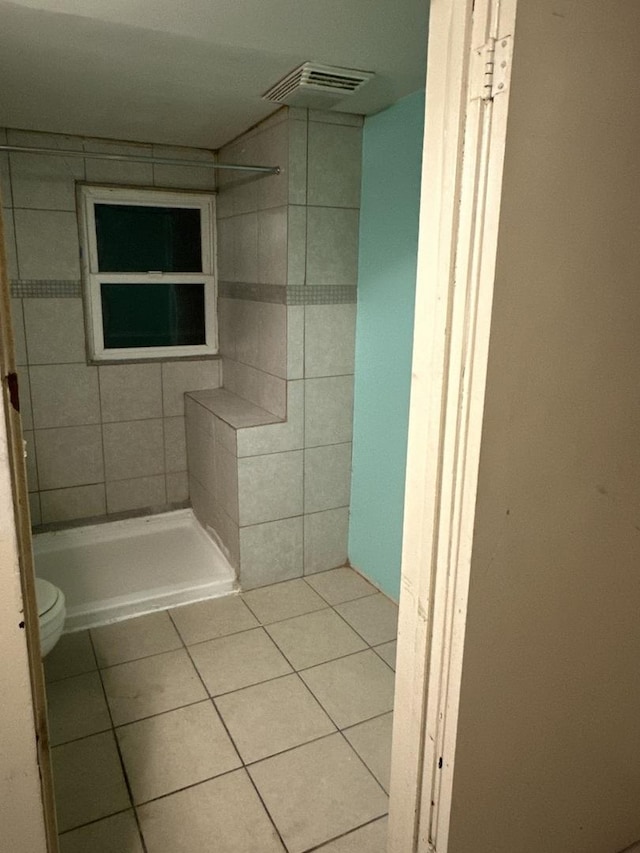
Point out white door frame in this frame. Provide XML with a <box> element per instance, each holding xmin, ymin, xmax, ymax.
<box><xmin>388</xmin><ymin>0</ymin><xmax>517</xmax><ymax>849</ymax></box>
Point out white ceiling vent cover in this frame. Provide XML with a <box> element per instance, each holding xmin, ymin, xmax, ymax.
<box><xmin>262</xmin><ymin>62</ymin><xmax>374</xmax><ymax>109</ymax></box>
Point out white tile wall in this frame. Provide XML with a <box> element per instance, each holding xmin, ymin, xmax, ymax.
<box><xmin>305</xmin><ymin>207</ymin><xmax>360</xmax><ymax>286</ymax></box>
<box><xmin>103</xmin><ymin>419</ymin><xmax>164</xmax><ymax>481</ymax></box>
<box><xmin>237</xmin><ymin>450</ymin><xmax>303</xmax><ymax>526</ymax></box>
<box><xmin>41</xmin><ymin>484</ymin><xmax>106</xmax><ymax>524</ymax></box>
<box><xmin>30</xmin><ymin>364</ymin><xmax>100</xmax><ymax>429</ymax></box>
<box><xmin>98</xmin><ymin>364</ymin><xmax>163</xmax><ymax>423</ymax></box>
<box><xmin>14</xmin><ymin>209</ymin><xmax>81</xmax><ymax>279</ymax></box>
<box><xmin>23</xmin><ymin>298</ymin><xmax>86</xmax><ymax>364</ymax></box>
<box><xmin>239</xmin><ymin>516</ymin><xmax>304</xmax><ymax>590</ymax></box>
<box><xmin>304</xmin><ymin>375</ymin><xmax>355</xmax><ymax>447</ymax></box>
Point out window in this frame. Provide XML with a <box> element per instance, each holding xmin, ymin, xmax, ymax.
<box><xmin>79</xmin><ymin>186</ymin><xmax>217</xmax><ymax>361</ymax></box>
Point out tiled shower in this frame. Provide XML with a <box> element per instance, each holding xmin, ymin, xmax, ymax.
<box><xmin>1</xmin><ymin>105</ymin><xmax>363</xmax><ymax>591</ymax></box>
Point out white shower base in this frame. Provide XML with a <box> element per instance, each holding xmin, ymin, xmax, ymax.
<box><xmin>33</xmin><ymin>509</ymin><xmax>237</xmax><ymax>632</ymax></box>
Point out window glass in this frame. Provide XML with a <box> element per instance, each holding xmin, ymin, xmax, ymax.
<box><xmin>95</xmin><ymin>204</ymin><xmax>202</xmax><ymax>272</ymax></box>
<box><xmin>100</xmin><ymin>282</ymin><xmax>206</xmax><ymax>349</ymax></box>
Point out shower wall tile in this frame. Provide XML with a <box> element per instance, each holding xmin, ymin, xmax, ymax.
<box><xmin>303</xmin><ymin>507</ymin><xmax>350</xmax><ymax>575</ymax></box>
<box><xmin>214</xmin><ymin>444</ymin><xmax>239</xmax><ymax>524</ymax></box>
<box><xmin>304</xmin><ymin>443</ymin><xmax>352</xmax><ymax>514</ymax></box>
<box><xmin>166</xmin><ymin>471</ymin><xmax>189</xmax><ymax>504</ymax></box>
<box><xmin>239</xmin><ymin>516</ymin><xmax>303</xmax><ymax>590</ymax></box>
<box><xmin>236</xmin><ymin>380</ymin><xmax>303</xmax><ymax>458</ymax></box>
<box><xmin>14</xmin><ymin>209</ymin><xmax>80</xmax><ymax>279</ymax></box>
<box><xmin>286</xmin><ymin>205</ymin><xmax>307</xmax><ymax>286</ymax></box>
<box><xmin>10</xmin><ymin>298</ymin><xmax>27</xmax><ymax>365</ymax></box>
<box><xmin>164</xmin><ymin>416</ymin><xmax>187</xmax><ymax>473</ymax></box>
<box><xmin>288</xmin><ymin>118</ymin><xmax>308</xmax><ymax>206</ymax></box>
<box><xmin>286</xmin><ymin>307</ymin><xmax>304</xmax><ymax>381</ymax></box>
<box><xmin>258</xmin><ymin>206</ymin><xmax>287</xmax><ymax>285</ymax></box>
<box><xmin>0</xmin><ymin>129</ymin><xmax>12</xmax><ymax>206</ymax></box>
<box><xmin>30</xmin><ymin>364</ymin><xmax>100</xmax><ymax>428</ymax></box>
<box><xmin>152</xmin><ymin>145</ymin><xmax>216</xmax><ymax>191</ymax></box>
<box><xmin>103</xmin><ymin>419</ymin><xmax>164</xmax><ymax>481</ymax></box>
<box><xmin>5</xmin><ymin>127</ymin><xmax>223</xmax><ymax>526</ymax></box>
<box><xmin>35</xmin><ymin>425</ymin><xmax>104</xmax><ymax>490</ymax></box>
<box><xmin>304</xmin><ymin>304</ymin><xmax>356</xmax><ymax>378</ymax></box>
<box><xmin>28</xmin><ymin>492</ymin><xmax>41</xmax><ymax>526</ymax></box>
<box><xmin>256</xmin><ymin>120</ymin><xmax>289</xmax><ymax>211</ymax></box>
<box><xmin>106</xmin><ymin>475</ymin><xmax>167</xmax><ymax>515</ymax></box>
<box><xmin>84</xmin><ymin>140</ymin><xmax>153</xmax><ymax>185</ymax></box>
<box><xmin>221</xmin><ymin>299</ymin><xmax>287</xmax><ymax>379</ymax></box>
<box><xmin>307</xmin><ymin>122</ymin><xmax>362</xmax><ymax>209</ymax></box>
<box><xmin>41</xmin><ymin>484</ymin><xmax>106</xmax><ymax>524</ymax></box>
<box><xmin>23</xmin><ymin>298</ymin><xmax>86</xmax><ymax>365</ymax></box>
<box><xmin>185</xmin><ymin>416</ymin><xmax>215</xmax><ymax>491</ymax></box>
<box><xmin>223</xmin><ymin>359</ymin><xmax>286</xmax><ymax>418</ymax></box>
<box><xmin>17</xmin><ymin>366</ymin><xmax>32</xmax><ymax>430</ymax></box>
<box><xmin>23</xmin><ymin>430</ymin><xmax>38</xmax><ymax>491</ymax></box>
<box><xmin>3</xmin><ymin>213</ymin><xmax>18</xmax><ymax>279</ymax></box>
<box><xmin>237</xmin><ymin>449</ymin><xmax>303</xmax><ymax>527</ymax></box>
<box><xmin>9</xmin><ymin>138</ymin><xmax>85</xmax><ymax>210</ymax></box>
<box><xmin>304</xmin><ymin>375</ymin><xmax>354</xmax><ymax>448</ymax></box>
<box><xmin>99</xmin><ymin>363</ymin><xmax>162</xmax><ymax>423</ymax></box>
<box><xmin>305</xmin><ymin>206</ymin><xmax>359</xmax><ymax>286</ymax></box>
<box><xmin>161</xmin><ymin>360</ymin><xmax>222</xmax><ymax>417</ymax></box>
<box><xmin>235</xmin><ymin>212</ymin><xmax>259</xmax><ymax>282</ymax></box>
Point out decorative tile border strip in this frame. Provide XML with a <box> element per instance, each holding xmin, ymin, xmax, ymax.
<box><xmin>219</xmin><ymin>281</ymin><xmax>356</xmax><ymax>305</ymax></box>
<box><xmin>287</xmin><ymin>285</ymin><xmax>356</xmax><ymax>305</ymax></box>
<box><xmin>11</xmin><ymin>279</ymin><xmax>82</xmax><ymax>298</ymax></box>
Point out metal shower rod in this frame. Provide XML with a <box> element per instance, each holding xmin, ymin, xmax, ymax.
<box><xmin>0</xmin><ymin>144</ymin><xmax>280</xmax><ymax>175</ymax></box>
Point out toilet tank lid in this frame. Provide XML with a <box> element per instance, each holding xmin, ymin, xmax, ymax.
<box><xmin>35</xmin><ymin>578</ymin><xmax>59</xmax><ymax>616</ymax></box>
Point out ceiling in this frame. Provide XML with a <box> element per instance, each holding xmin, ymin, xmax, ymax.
<box><xmin>0</xmin><ymin>0</ymin><xmax>428</xmax><ymax>150</ymax></box>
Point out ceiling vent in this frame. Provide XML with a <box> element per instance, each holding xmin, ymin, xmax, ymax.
<box><xmin>262</xmin><ymin>62</ymin><xmax>374</xmax><ymax>110</ymax></box>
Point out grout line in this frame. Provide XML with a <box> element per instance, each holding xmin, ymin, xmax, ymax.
<box><xmin>86</xmin><ymin>630</ymin><xmax>149</xmax><ymax>853</ymax></box>
<box><xmin>173</xmin><ymin>608</ymin><xmax>291</xmax><ymax>852</ymax></box>
<box><xmin>301</xmin><ymin>815</ymin><xmax>389</xmax><ymax>853</ymax></box>
<box><xmin>56</xmin><ymin>806</ymin><xmax>134</xmax><ymax>839</ymax></box>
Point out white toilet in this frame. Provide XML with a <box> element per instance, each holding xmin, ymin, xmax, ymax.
<box><xmin>35</xmin><ymin>578</ymin><xmax>66</xmax><ymax>657</ymax></box>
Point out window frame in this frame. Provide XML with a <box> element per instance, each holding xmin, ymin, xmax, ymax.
<box><xmin>78</xmin><ymin>184</ymin><xmax>218</xmax><ymax>362</ymax></box>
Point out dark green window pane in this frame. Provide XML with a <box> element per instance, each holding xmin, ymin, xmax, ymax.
<box><xmin>95</xmin><ymin>204</ymin><xmax>202</xmax><ymax>272</ymax></box>
<box><xmin>101</xmin><ymin>283</ymin><xmax>206</xmax><ymax>349</ymax></box>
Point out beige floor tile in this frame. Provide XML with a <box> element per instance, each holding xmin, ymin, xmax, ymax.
<box><xmin>242</xmin><ymin>578</ymin><xmax>326</xmax><ymax>624</ymax></box>
<box><xmin>44</xmin><ymin>631</ymin><xmax>96</xmax><ymax>682</ymax></box>
<box><xmin>335</xmin><ymin>594</ymin><xmax>398</xmax><ymax>646</ymax></box>
<box><xmin>343</xmin><ymin>713</ymin><xmax>393</xmax><ymax>792</ymax></box>
<box><xmin>189</xmin><ymin>627</ymin><xmax>292</xmax><ymax>696</ymax></box>
<box><xmin>170</xmin><ymin>595</ymin><xmax>258</xmax><ymax>645</ymax></box>
<box><xmin>117</xmin><ymin>700</ymin><xmax>241</xmax><ymax>804</ymax></box>
<box><xmin>314</xmin><ymin>817</ymin><xmax>388</xmax><ymax>852</ymax></box>
<box><xmin>266</xmin><ymin>608</ymin><xmax>366</xmax><ymax>670</ymax></box>
<box><xmin>305</xmin><ymin>567</ymin><xmax>377</xmax><ymax>605</ymax></box>
<box><xmin>101</xmin><ymin>649</ymin><xmax>207</xmax><ymax>725</ymax></box>
<box><xmin>300</xmin><ymin>650</ymin><xmax>395</xmax><ymax>729</ymax></box>
<box><xmin>249</xmin><ymin>733</ymin><xmax>388</xmax><ymax>853</ymax></box>
<box><xmin>52</xmin><ymin>731</ymin><xmax>130</xmax><ymax>833</ymax></box>
<box><xmin>374</xmin><ymin>641</ymin><xmax>397</xmax><ymax>671</ymax></box>
<box><xmin>47</xmin><ymin>671</ymin><xmax>111</xmax><ymax>746</ymax></box>
<box><xmin>216</xmin><ymin>673</ymin><xmax>335</xmax><ymax>763</ymax></box>
<box><xmin>91</xmin><ymin>611</ymin><xmax>182</xmax><ymax>668</ymax></box>
<box><xmin>58</xmin><ymin>810</ymin><xmax>144</xmax><ymax>853</ymax></box>
<box><xmin>138</xmin><ymin>769</ymin><xmax>285</xmax><ymax>853</ymax></box>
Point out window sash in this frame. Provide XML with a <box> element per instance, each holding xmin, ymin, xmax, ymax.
<box><xmin>87</xmin><ymin>273</ymin><xmax>217</xmax><ymax>361</ymax></box>
<box><xmin>78</xmin><ymin>185</ymin><xmax>217</xmax><ymax>362</ymax></box>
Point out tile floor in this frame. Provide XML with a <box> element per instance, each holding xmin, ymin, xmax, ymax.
<box><xmin>44</xmin><ymin>567</ymin><xmax>398</xmax><ymax>853</ymax></box>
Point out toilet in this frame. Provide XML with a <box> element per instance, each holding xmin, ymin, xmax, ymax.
<box><xmin>35</xmin><ymin>578</ymin><xmax>66</xmax><ymax>657</ymax></box>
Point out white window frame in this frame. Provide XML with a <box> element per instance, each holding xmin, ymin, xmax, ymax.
<box><xmin>78</xmin><ymin>185</ymin><xmax>217</xmax><ymax>362</ymax></box>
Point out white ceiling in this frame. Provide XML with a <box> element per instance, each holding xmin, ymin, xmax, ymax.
<box><xmin>0</xmin><ymin>0</ymin><xmax>428</xmax><ymax>150</ymax></box>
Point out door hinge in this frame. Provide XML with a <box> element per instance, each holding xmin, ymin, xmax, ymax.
<box><xmin>472</xmin><ymin>34</ymin><xmax>513</xmax><ymax>102</ymax></box>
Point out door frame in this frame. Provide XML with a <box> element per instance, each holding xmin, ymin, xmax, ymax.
<box><xmin>0</xmin><ymin>208</ymin><xmax>58</xmax><ymax>849</ymax></box>
<box><xmin>389</xmin><ymin>0</ymin><xmax>517</xmax><ymax>849</ymax></box>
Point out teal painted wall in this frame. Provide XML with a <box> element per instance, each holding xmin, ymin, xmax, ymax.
<box><xmin>349</xmin><ymin>91</ymin><xmax>425</xmax><ymax>600</ymax></box>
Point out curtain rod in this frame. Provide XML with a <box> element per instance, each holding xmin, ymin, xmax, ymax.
<box><xmin>0</xmin><ymin>144</ymin><xmax>280</xmax><ymax>175</ymax></box>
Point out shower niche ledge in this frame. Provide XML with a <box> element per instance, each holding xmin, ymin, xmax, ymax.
<box><xmin>185</xmin><ymin>382</ymin><xmax>304</xmax><ymax>590</ymax></box>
